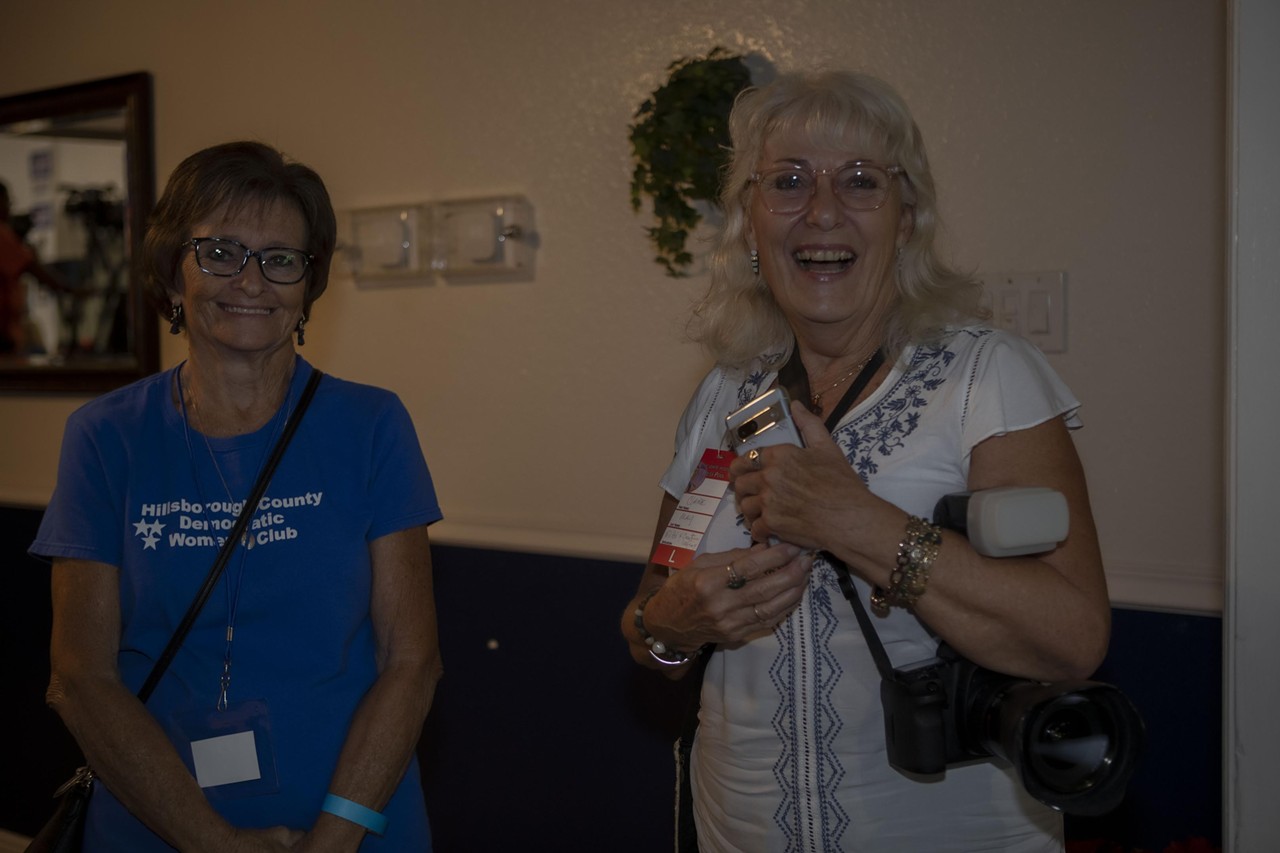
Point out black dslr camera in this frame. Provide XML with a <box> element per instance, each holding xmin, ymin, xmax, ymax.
<box><xmin>879</xmin><ymin>488</ymin><xmax>1144</xmax><ymax>816</ymax></box>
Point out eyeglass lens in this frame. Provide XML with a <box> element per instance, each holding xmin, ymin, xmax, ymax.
<box><xmin>756</xmin><ymin>165</ymin><xmax>895</xmax><ymax>214</ymax></box>
<box><xmin>192</xmin><ymin>238</ymin><xmax>309</xmax><ymax>284</ymax></box>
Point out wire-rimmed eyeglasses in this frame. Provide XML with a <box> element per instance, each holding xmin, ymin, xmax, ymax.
<box><xmin>186</xmin><ymin>237</ymin><xmax>313</xmax><ymax>285</ymax></box>
<box><xmin>750</xmin><ymin>162</ymin><xmax>905</xmax><ymax>215</ymax></box>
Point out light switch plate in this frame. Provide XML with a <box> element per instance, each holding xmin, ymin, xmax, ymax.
<box><xmin>979</xmin><ymin>270</ymin><xmax>1067</xmax><ymax>353</ymax></box>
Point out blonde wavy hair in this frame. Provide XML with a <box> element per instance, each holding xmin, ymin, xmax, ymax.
<box><xmin>689</xmin><ymin>70</ymin><xmax>985</xmax><ymax>368</ymax></box>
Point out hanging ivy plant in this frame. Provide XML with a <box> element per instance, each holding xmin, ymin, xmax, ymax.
<box><xmin>629</xmin><ymin>47</ymin><xmax>752</xmax><ymax>277</ymax></box>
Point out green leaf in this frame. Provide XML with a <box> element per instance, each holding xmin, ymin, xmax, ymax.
<box><xmin>628</xmin><ymin>47</ymin><xmax>751</xmax><ymax>277</ymax></box>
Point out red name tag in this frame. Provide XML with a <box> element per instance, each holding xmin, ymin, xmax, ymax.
<box><xmin>650</xmin><ymin>449</ymin><xmax>734</xmax><ymax>569</ymax></box>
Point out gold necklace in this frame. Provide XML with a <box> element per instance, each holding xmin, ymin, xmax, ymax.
<box><xmin>810</xmin><ymin>353</ymin><xmax>875</xmax><ymax>409</ymax></box>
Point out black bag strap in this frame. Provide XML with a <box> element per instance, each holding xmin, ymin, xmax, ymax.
<box><xmin>136</xmin><ymin>368</ymin><xmax>323</xmax><ymax>703</ymax></box>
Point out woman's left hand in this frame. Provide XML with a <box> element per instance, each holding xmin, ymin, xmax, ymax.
<box><xmin>730</xmin><ymin>401</ymin><xmax>882</xmax><ymax>549</ymax></box>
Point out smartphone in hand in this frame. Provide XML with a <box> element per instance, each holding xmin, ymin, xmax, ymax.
<box><xmin>725</xmin><ymin>387</ymin><xmax>804</xmax><ymax>455</ymax></box>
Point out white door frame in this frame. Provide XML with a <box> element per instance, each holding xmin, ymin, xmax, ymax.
<box><xmin>1225</xmin><ymin>0</ymin><xmax>1280</xmax><ymax>849</ymax></box>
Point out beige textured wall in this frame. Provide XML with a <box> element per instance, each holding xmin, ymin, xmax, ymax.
<box><xmin>0</xmin><ymin>0</ymin><xmax>1224</xmax><ymax>612</ymax></box>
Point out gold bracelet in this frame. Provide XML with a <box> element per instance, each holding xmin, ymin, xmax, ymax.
<box><xmin>870</xmin><ymin>516</ymin><xmax>942</xmax><ymax>615</ymax></box>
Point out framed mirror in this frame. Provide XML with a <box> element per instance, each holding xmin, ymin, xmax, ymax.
<box><xmin>0</xmin><ymin>72</ymin><xmax>156</xmax><ymax>393</ymax></box>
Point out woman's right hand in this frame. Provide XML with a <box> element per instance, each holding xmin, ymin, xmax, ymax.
<box><xmin>641</xmin><ymin>542</ymin><xmax>814</xmax><ymax>652</ymax></box>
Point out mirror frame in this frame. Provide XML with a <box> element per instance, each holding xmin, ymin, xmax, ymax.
<box><xmin>0</xmin><ymin>72</ymin><xmax>156</xmax><ymax>394</ymax></box>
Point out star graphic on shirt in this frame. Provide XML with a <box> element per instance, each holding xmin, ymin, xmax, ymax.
<box><xmin>133</xmin><ymin>519</ymin><xmax>164</xmax><ymax>545</ymax></box>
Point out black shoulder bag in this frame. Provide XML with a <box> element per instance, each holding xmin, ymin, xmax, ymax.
<box><xmin>25</xmin><ymin>369</ymin><xmax>323</xmax><ymax>853</ymax></box>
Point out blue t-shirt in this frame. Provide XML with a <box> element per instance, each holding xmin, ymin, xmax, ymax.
<box><xmin>32</xmin><ymin>357</ymin><xmax>442</xmax><ymax>851</ymax></box>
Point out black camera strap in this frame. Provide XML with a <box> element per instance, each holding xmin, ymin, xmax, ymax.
<box><xmin>805</xmin><ymin>347</ymin><xmax>900</xmax><ymax>683</ymax></box>
<box><xmin>829</xmin><ymin>557</ymin><xmax>898</xmax><ymax>680</ymax></box>
<box><xmin>778</xmin><ymin>341</ymin><xmax>897</xmax><ymax>678</ymax></box>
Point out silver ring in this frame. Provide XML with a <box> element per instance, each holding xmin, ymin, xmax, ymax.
<box><xmin>753</xmin><ymin>604</ymin><xmax>766</xmax><ymax>623</ymax></box>
<box><xmin>726</xmin><ymin>563</ymin><xmax>747</xmax><ymax>590</ymax></box>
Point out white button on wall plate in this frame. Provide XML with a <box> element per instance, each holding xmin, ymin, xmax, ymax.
<box><xmin>979</xmin><ymin>270</ymin><xmax>1067</xmax><ymax>353</ymax></box>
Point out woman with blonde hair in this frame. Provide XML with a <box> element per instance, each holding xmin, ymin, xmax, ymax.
<box><xmin>623</xmin><ymin>71</ymin><xmax>1108</xmax><ymax>851</ymax></box>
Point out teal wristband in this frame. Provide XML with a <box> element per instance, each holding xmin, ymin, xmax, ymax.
<box><xmin>321</xmin><ymin>793</ymin><xmax>388</xmax><ymax>835</ymax></box>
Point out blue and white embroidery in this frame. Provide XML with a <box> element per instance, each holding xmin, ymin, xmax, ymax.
<box><xmin>832</xmin><ymin>338</ymin><xmax>968</xmax><ymax>480</ymax></box>
<box><xmin>731</xmin><ymin>332</ymin><xmax>977</xmax><ymax>850</ymax></box>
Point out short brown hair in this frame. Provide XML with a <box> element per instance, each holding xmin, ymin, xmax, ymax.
<box><xmin>141</xmin><ymin>141</ymin><xmax>336</xmax><ymax>324</ymax></box>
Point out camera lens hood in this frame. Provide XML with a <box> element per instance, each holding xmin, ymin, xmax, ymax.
<box><xmin>994</xmin><ymin>679</ymin><xmax>1146</xmax><ymax>815</ymax></box>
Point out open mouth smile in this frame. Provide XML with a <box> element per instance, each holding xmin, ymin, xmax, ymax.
<box><xmin>219</xmin><ymin>303</ymin><xmax>274</xmax><ymax>316</ymax></box>
<box><xmin>794</xmin><ymin>247</ymin><xmax>857</xmax><ymax>274</ymax></box>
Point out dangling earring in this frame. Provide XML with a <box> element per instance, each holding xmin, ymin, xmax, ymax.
<box><xmin>750</xmin><ymin>249</ymin><xmax>760</xmax><ymax>276</ymax></box>
<box><xmin>295</xmin><ymin>317</ymin><xmax>306</xmax><ymax>347</ymax></box>
<box><xmin>168</xmin><ymin>303</ymin><xmax>184</xmax><ymax>335</ymax></box>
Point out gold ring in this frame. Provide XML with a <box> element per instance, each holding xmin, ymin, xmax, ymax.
<box><xmin>747</xmin><ymin>448</ymin><xmax>762</xmax><ymax>470</ymax></box>
<box><xmin>726</xmin><ymin>563</ymin><xmax>747</xmax><ymax>590</ymax></box>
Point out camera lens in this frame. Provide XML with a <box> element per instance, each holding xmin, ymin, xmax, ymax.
<box><xmin>737</xmin><ymin>420</ymin><xmax>758</xmax><ymax>441</ymax></box>
<box><xmin>969</xmin><ymin>675</ymin><xmax>1143</xmax><ymax>815</ymax></box>
<box><xmin>1005</xmin><ymin>682</ymin><xmax>1143</xmax><ymax>815</ymax></box>
<box><xmin>1024</xmin><ymin>694</ymin><xmax>1114</xmax><ymax>792</ymax></box>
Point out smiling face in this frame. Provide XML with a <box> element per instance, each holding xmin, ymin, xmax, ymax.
<box><xmin>746</xmin><ymin>125</ymin><xmax>914</xmax><ymax>345</ymax></box>
<box><xmin>173</xmin><ymin>199</ymin><xmax>308</xmax><ymax>362</ymax></box>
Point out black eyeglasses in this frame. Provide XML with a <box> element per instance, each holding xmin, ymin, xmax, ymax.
<box><xmin>750</xmin><ymin>162</ymin><xmax>905</xmax><ymax>215</ymax></box>
<box><xmin>186</xmin><ymin>237</ymin><xmax>313</xmax><ymax>284</ymax></box>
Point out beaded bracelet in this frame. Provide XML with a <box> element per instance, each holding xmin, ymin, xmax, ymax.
<box><xmin>870</xmin><ymin>515</ymin><xmax>943</xmax><ymax>615</ymax></box>
<box><xmin>634</xmin><ymin>587</ymin><xmax>696</xmax><ymax>666</ymax></box>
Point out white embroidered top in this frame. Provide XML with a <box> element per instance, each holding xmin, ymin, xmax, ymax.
<box><xmin>660</xmin><ymin>328</ymin><xmax>1079</xmax><ymax>852</ymax></box>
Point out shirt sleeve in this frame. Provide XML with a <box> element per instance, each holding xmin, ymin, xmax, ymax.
<box><xmin>366</xmin><ymin>392</ymin><xmax>443</xmax><ymax>541</ymax></box>
<box><xmin>659</xmin><ymin>367</ymin><xmax>731</xmax><ymax>499</ymax></box>
<box><xmin>30</xmin><ymin>406</ymin><xmax>127</xmax><ymax>565</ymax></box>
<box><xmin>959</xmin><ymin>331</ymin><xmax>1082</xmax><ymax>460</ymax></box>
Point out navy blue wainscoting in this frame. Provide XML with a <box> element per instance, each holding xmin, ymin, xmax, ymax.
<box><xmin>2</xmin><ymin>506</ymin><xmax>1221</xmax><ymax>851</ymax></box>
<box><xmin>1065</xmin><ymin>607</ymin><xmax>1223</xmax><ymax>850</ymax></box>
<box><xmin>420</xmin><ymin>544</ymin><xmax>690</xmax><ymax>853</ymax></box>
